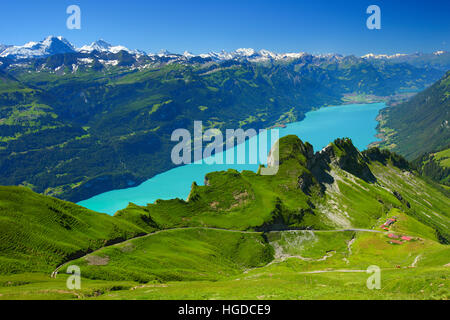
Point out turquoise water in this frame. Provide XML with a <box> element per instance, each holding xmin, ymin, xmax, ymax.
<box><xmin>78</xmin><ymin>102</ymin><xmax>385</xmax><ymax>215</ymax></box>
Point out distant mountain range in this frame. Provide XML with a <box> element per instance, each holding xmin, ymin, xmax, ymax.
<box><xmin>1</xmin><ymin>36</ymin><xmax>449</xmax><ymax>71</ymax></box>
<box><xmin>0</xmin><ymin>36</ymin><xmax>329</xmax><ymax>61</ymax></box>
<box><xmin>362</xmin><ymin>51</ymin><xmax>450</xmax><ymax>72</ymax></box>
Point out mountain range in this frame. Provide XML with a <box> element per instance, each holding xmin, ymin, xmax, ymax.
<box><xmin>1</xmin><ymin>36</ymin><xmax>449</xmax><ymax>70</ymax></box>
<box><xmin>0</xmin><ymin>36</ymin><xmax>336</xmax><ymax>62</ymax></box>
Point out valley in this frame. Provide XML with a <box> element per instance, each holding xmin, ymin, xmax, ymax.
<box><xmin>78</xmin><ymin>102</ymin><xmax>385</xmax><ymax>215</ymax></box>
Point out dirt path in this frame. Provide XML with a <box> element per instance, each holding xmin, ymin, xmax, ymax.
<box><xmin>411</xmin><ymin>254</ymin><xmax>422</xmax><ymax>268</ymax></box>
<box><xmin>298</xmin><ymin>269</ymin><xmax>367</xmax><ymax>274</ymax></box>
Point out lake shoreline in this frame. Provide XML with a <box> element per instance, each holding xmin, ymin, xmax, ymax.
<box><xmin>78</xmin><ymin>102</ymin><xmax>386</xmax><ymax>215</ymax></box>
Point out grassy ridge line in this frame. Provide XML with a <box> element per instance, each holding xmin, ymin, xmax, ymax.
<box><xmin>61</xmin><ymin>228</ymin><xmax>274</xmax><ymax>283</ymax></box>
<box><xmin>55</xmin><ymin>225</ymin><xmax>448</xmax><ymax>288</ymax></box>
<box><xmin>55</xmin><ymin>227</ymin><xmax>394</xmax><ymax>283</ymax></box>
<box><xmin>116</xmin><ymin>136</ymin><xmax>449</xmax><ymax>242</ymax></box>
<box><xmin>51</xmin><ymin>226</ymin><xmax>263</xmax><ymax>278</ymax></box>
<box><xmin>0</xmin><ymin>186</ymin><xmax>151</xmax><ymax>274</ymax></box>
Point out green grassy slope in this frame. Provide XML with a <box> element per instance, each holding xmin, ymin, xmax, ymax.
<box><xmin>1</xmin><ymin>228</ymin><xmax>448</xmax><ymax>300</ymax></box>
<box><xmin>61</xmin><ymin>228</ymin><xmax>273</xmax><ymax>283</ymax></box>
<box><xmin>0</xmin><ymin>186</ymin><xmax>149</xmax><ymax>274</ymax></box>
<box><xmin>89</xmin><ymin>202</ymin><xmax>447</xmax><ymax>300</ymax></box>
<box><xmin>377</xmin><ymin>71</ymin><xmax>450</xmax><ymax>160</ymax></box>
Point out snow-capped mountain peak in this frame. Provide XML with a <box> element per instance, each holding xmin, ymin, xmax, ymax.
<box><xmin>158</xmin><ymin>49</ymin><xmax>173</xmax><ymax>56</ymax></box>
<box><xmin>0</xmin><ymin>36</ymin><xmax>75</xmax><ymax>59</ymax></box>
<box><xmin>234</xmin><ymin>48</ymin><xmax>257</xmax><ymax>57</ymax></box>
<box><xmin>79</xmin><ymin>39</ymin><xmax>111</xmax><ymax>52</ymax></box>
<box><xmin>23</xmin><ymin>41</ymin><xmax>39</xmax><ymax>49</ymax></box>
<box><xmin>193</xmin><ymin>48</ymin><xmax>308</xmax><ymax>62</ymax></box>
<box><xmin>78</xmin><ymin>39</ymin><xmax>139</xmax><ymax>54</ymax></box>
<box><xmin>259</xmin><ymin>49</ymin><xmax>277</xmax><ymax>58</ymax></box>
<box><xmin>182</xmin><ymin>51</ymin><xmax>195</xmax><ymax>58</ymax></box>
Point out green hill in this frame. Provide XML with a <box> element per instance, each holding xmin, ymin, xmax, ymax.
<box><xmin>63</xmin><ymin>228</ymin><xmax>273</xmax><ymax>283</ymax></box>
<box><xmin>377</xmin><ymin>71</ymin><xmax>450</xmax><ymax>160</ymax></box>
<box><xmin>0</xmin><ymin>186</ymin><xmax>149</xmax><ymax>274</ymax></box>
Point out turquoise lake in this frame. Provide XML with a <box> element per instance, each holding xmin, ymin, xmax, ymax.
<box><xmin>78</xmin><ymin>102</ymin><xmax>385</xmax><ymax>215</ymax></box>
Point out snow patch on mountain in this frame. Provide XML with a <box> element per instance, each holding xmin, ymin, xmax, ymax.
<box><xmin>194</xmin><ymin>49</ymin><xmax>308</xmax><ymax>62</ymax></box>
<box><xmin>0</xmin><ymin>44</ymin><xmax>12</xmax><ymax>55</ymax></box>
<box><xmin>362</xmin><ymin>53</ymin><xmax>409</xmax><ymax>59</ymax></box>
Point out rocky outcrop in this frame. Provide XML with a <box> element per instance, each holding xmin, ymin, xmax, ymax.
<box><xmin>297</xmin><ymin>171</ymin><xmax>315</xmax><ymax>195</ymax></box>
<box><xmin>307</xmin><ymin>138</ymin><xmax>376</xmax><ymax>184</ymax></box>
<box><xmin>272</xmin><ymin>136</ymin><xmax>377</xmax><ymax>191</ymax></box>
<box><xmin>255</xmin><ymin>197</ymin><xmax>314</xmax><ymax>232</ymax></box>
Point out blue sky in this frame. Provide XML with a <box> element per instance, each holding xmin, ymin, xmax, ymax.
<box><xmin>0</xmin><ymin>0</ymin><xmax>449</xmax><ymax>55</ymax></box>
